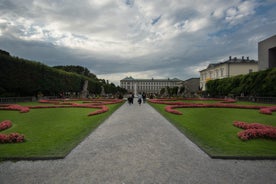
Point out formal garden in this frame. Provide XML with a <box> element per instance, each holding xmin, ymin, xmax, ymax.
<box><xmin>0</xmin><ymin>98</ymin><xmax>124</xmax><ymax>160</ymax></box>
<box><xmin>0</xmin><ymin>97</ymin><xmax>275</xmax><ymax>160</ymax></box>
<box><xmin>148</xmin><ymin>98</ymin><xmax>276</xmax><ymax>159</ymax></box>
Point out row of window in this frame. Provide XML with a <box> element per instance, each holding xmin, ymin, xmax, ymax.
<box><xmin>126</xmin><ymin>86</ymin><xmax>161</xmax><ymax>91</ymax></box>
<box><xmin>121</xmin><ymin>82</ymin><xmax>177</xmax><ymax>86</ymax></box>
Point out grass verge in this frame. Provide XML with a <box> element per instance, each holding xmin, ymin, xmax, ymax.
<box><xmin>0</xmin><ymin>102</ymin><xmax>124</xmax><ymax>160</ymax></box>
<box><xmin>149</xmin><ymin>102</ymin><xmax>276</xmax><ymax>159</ymax></box>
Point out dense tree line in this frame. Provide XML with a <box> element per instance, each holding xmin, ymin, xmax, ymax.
<box><xmin>53</xmin><ymin>65</ymin><xmax>97</xmax><ymax>79</ymax></box>
<box><xmin>0</xmin><ymin>51</ymin><xmax>126</xmax><ymax>97</ymax></box>
<box><xmin>206</xmin><ymin>68</ymin><xmax>276</xmax><ymax>97</ymax></box>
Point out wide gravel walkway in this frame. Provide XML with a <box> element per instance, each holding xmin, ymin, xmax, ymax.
<box><xmin>0</xmin><ymin>101</ymin><xmax>275</xmax><ymax>183</ymax></box>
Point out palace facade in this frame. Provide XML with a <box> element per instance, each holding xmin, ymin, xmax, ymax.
<box><xmin>120</xmin><ymin>77</ymin><xmax>182</xmax><ymax>95</ymax></box>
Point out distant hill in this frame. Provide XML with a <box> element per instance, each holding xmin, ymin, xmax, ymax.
<box><xmin>0</xmin><ymin>49</ymin><xmax>126</xmax><ymax>97</ymax></box>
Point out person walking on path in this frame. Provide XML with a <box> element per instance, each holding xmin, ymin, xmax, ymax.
<box><xmin>142</xmin><ymin>92</ymin><xmax>146</xmax><ymax>103</ymax></box>
<box><xmin>127</xmin><ymin>93</ymin><xmax>134</xmax><ymax>105</ymax></box>
<box><xmin>137</xmin><ymin>93</ymin><xmax>142</xmax><ymax>105</ymax></box>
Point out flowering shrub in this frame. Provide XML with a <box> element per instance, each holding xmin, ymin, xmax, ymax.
<box><xmin>233</xmin><ymin>121</ymin><xmax>276</xmax><ymax>141</ymax></box>
<box><xmin>259</xmin><ymin>106</ymin><xmax>276</xmax><ymax>115</ymax></box>
<box><xmin>0</xmin><ymin>120</ymin><xmax>12</xmax><ymax>130</ymax></box>
<box><xmin>237</xmin><ymin>129</ymin><xmax>276</xmax><ymax>141</ymax></box>
<box><xmin>0</xmin><ymin>133</ymin><xmax>25</xmax><ymax>143</ymax></box>
<box><xmin>165</xmin><ymin>105</ymin><xmax>183</xmax><ymax>115</ymax></box>
<box><xmin>0</xmin><ymin>98</ymin><xmax>121</xmax><ymax>116</ymax></box>
<box><xmin>233</xmin><ymin>121</ymin><xmax>274</xmax><ymax>129</ymax></box>
<box><xmin>148</xmin><ymin>98</ymin><xmax>236</xmax><ymax>105</ymax></box>
<box><xmin>0</xmin><ymin>120</ymin><xmax>25</xmax><ymax>143</ymax></box>
<box><xmin>0</xmin><ymin>104</ymin><xmax>30</xmax><ymax>113</ymax></box>
<box><xmin>149</xmin><ymin>98</ymin><xmax>276</xmax><ymax>117</ymax></box>
<box><xmin>88</xmin><ymin>105</ymin><xmax>109</xmax><ymax>116</ymax></box>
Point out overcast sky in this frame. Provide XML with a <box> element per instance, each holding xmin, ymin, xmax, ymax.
<box><xmin>0</xmin><ymin>0</ymin><xmax>275</xmax><ymax>85</ymax></box>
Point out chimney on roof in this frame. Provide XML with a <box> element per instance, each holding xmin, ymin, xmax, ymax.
<box><xmin>229</xmin><ymin>56</ymin><xmax>231</xmax><ymax>60</ymax></box>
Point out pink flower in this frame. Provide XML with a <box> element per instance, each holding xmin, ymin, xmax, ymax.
<box><xmin>0</xmin><ymin>120</ymin><xmax>12</xmax><ymax>131</ymax></box>
<box><xmin>233</xmin><ymin>121</ymin><xmax>276</xmax><ymax>141</ymax></box>
<box><xmin>0</xmin><ymin>133</ymin><xmax>25</xmax><ymax>143</ymax></box>
<box><xmin>259</xmin><ymin>106</ymin><xmax>276</xmax><ymax>115</ymax></box>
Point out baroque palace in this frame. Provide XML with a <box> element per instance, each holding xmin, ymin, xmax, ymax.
<box><xmin>120</xmin><ymin>77</ymin><xmax>182</xmax><ymax>95</ymax></box>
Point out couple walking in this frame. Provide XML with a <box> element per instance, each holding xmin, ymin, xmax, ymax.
<box><xmin>128</xmin><ymin>92</ymin><xmax>146</xmax><ymax>105</ymax></box>
<box><xmin>137</xmin><ymin>92</ymin><xmax>146</xmax><ymax>105</ymax></box>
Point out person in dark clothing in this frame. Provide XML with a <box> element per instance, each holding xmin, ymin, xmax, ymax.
<box><xmin>142</xmin><ymin>92</ymin><xmax>146</xmax><ymax>103</ymax></box>
<box><xmin>128</xmin><ymin>93</ymin><xmax>133</xmax><ymax>105</ymax></box>
<box><xmin>137</xmin><ymin>93</ymin><xmax>142</xmax><ymax>105</ymax></box>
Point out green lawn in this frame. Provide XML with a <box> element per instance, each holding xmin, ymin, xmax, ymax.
<box><xmin>0</xmin><ymin>102</ymin><xmax>123</xmax><ymax>160</ymax></box>
<box><xmin>150</xmin><ymin>103</ymin><xmax>276</xmax><ymax>159</ymax></box>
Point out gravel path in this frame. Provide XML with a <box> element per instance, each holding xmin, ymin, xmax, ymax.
<box><xmin>0</xmin><ymin>101</ymin><xmax>275</xmax><ymax>184</ymax></box>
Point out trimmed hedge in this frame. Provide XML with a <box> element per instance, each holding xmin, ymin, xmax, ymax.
<box><xmin>206</xmin><ymin>68</ymin><xmax>276</xmax><ymax>97</ymax></box>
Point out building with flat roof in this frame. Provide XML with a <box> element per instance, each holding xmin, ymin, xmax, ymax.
<box><xmin>120</xmin><ymin>77</ymin><xmax>182</xmax><ymax>95</ymax></box>
<box><xmin>199</xmin><ymin>56</ymin><xmax>258</xmax><ymax>91</ymax></box>
<box><xmin>258</xmin><ymin>34</ymin><xmax>276</xmax><ymax>70</ymax></box>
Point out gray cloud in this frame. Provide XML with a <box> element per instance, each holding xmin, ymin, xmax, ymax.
<box><xmin>0</xmin><ymin>0</ymin><xmax>275</xmax><ymax>85</ymax></box>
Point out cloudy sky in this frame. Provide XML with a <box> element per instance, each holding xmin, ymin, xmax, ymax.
<box><xmin>0</xmin><ymin>0</ymin><xmax>275</xmax><ymax>85</ymax></box>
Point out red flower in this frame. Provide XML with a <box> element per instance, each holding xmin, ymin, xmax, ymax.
<box><xmin>88</xmin><ymin>105</ymin><xmax>109</xmax><ymax>116</ymax></box>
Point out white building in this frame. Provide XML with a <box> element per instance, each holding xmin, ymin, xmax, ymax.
<box><xmin>199</xmin><ymin>56</ymin><xmax>258</xmax><ymax>91</ymax></box>
<box><xmin>120</xmin><ymin>77</ymin><xmax>182</xmax><ymax>95</ymax></box>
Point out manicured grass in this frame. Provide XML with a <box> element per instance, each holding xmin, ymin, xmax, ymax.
<box><xmin>150</xmin><ymin>103</ymin><xmax>276</xmax><ymax>159</ymax></box>
<box><xmin>0</xmin><ymin>102</ymin><xmax>123</xmax><ymax>160</ymax></box>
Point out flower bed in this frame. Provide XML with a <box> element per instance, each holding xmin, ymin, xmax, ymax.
<box><xmin>0</xmin><ymin>120</ymin><xmax>12</xmax><ymax>131</ymax></box>
<box><xmin>0</xmin><ymin>133</ymin><xmax>25</xmax><ymax>143</ymax></box>
<box><xmin>0</xmin><ymin>104</ymin><xmax>30</xmax><ymax>113</ymax></box>
<box><xmin>233</xmin><ymin>121</ymin><xmax>276</xmax><ymax>141</ymax></box>
<box><xmin>149</xmin><ymin>98</ymin><xmax>275</xmax><ymax>116</ymax></box>
<box><xmin>165</xmin><ymin>105</ymin><xmax>183</xmax><ymax>115</ymax></box>
<box><xmin>1</xmin><ymin>98</ymin><xmax>123</xmax><ymax>116</ymax></box>
<box><xmin>259</xmin><ymin>106</ymin><xmax>276</xmax><ymax>115</ymax></box>
<box><xmin>88</xmin><ymin>105</ymin><xmax>109</xmax><ymax>116</ymax></box>
<box><xmin>0</xmin><ymin>120</ymin><xmax>25</xmax><ymax>143</ymax></box>
<box><xmin>148</xmin><ymin>98</ymin><xmax>236</xmax><ymax>105</ymax></box>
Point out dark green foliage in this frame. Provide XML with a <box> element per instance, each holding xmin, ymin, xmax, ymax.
<box><xmin>206</xmin><ymin>68</ymin><xmax>276</xmax><ymax>97</ymax></box>
<box><xmin>0</xmin><ymin>51</ymin><xmax>126</xmax><ymax>97</ymax></box>
<box><xmin>0</xmin><ymin>49</ymin><xmax>10</xmax><ymax>56</ymax></box>
<box><xmin>53</xmin><ymin>65</ymin><xmax>97</xmax><ymax>79</ymax></box>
